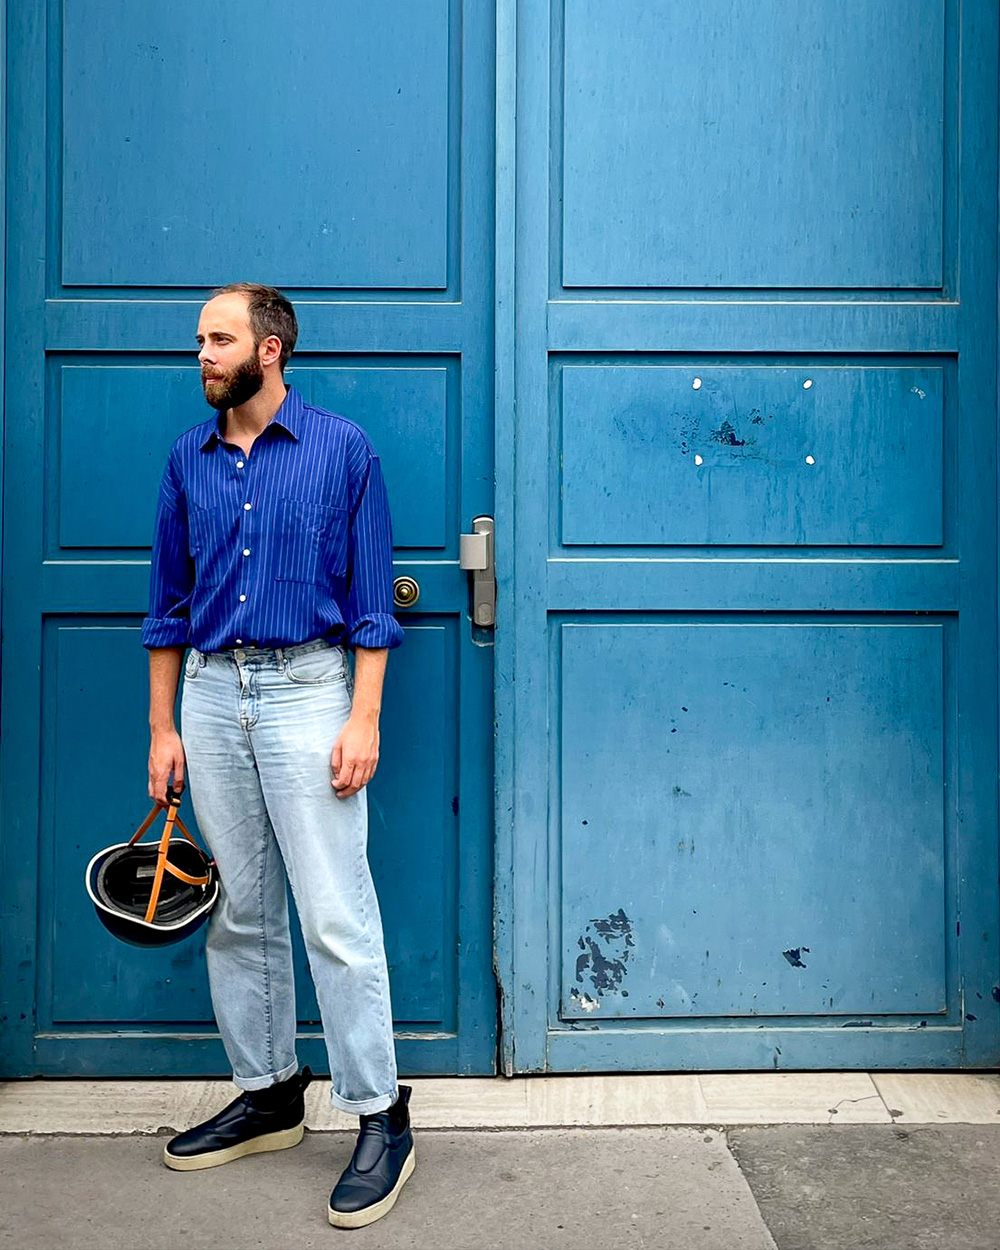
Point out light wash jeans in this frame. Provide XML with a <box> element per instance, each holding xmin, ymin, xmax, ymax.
<box><xmin>180</xmin><ymin>638</ymin><xmax>398</xmax><ymax>1115</ymax></box>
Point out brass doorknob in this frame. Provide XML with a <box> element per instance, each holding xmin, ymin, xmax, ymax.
<box><xmin>393</xmin><ymin>576</ymin><xmax>420</xmax><ymax>608</ymax></box>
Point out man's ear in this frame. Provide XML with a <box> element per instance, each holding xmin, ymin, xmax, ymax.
<box><xmin>259</xmin><ymin>334</ymin><xmax>283</xmax><ymax>369</ymax></box>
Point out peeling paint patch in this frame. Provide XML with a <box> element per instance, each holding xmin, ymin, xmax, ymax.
<box><xmin>569</xmin><ymin>987</ymin><xmax>600</xmax><ymax>1012</ymax></box>
<box><xmin>709</xmin><ymin>419</ymin><xmax>746</xmax><ymax>447</ymax></box>
<box><xmin>782</xmin><ymin>946</ymin><xmax>810</xmax><ymax>968</ymax></box>
<box><xmin>574</xmin><ymin>908</ymin><xmax>635</xmax><ymax>999</ymax></box>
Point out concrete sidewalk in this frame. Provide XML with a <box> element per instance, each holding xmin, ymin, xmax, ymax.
<box><xmin>2</xmin><ymin>1074</ymin><xmax>1000</xmax><ymax>1249</ymax></box>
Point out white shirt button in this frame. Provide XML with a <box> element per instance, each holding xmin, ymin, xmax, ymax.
<box><xmin>239</xmin><ymin>594</ymin><xmax>247</xmax><ymax>602</ymax></box>
<box><xmin>236</xmin><ymin>460</ymin><xmax>245</xmax><ymax>469</ymax></box>
<box><xmin>243</xmin><ymin>502</ymin><xmax>251</xmax><ymax>510</ymax></box>
<box><xmin>243</xmin><ymin>548</ymin><xmax>251</xmax><ymax>556</ymax></box>
<box><xmin>235</xmin><ymin>639</ymin><xmax>243</xmax><ymax>645</ymax></box>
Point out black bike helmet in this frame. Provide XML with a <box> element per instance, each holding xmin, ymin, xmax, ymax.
<box><xmin>85</xmin><ymin>789</ymin><xmax>219</xmax><ymax>947</ymax></box>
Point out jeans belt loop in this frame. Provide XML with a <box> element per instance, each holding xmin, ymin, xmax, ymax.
<box><xmin>275</xmin><ymin>646</ymin><xmax>285</xmax><ymax>672</ymax></box>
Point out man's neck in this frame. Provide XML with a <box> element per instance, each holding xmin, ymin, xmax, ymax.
<box><xmin>223</xmin><ymin>378</ymin><xmax>288</xmax><ymax>448</ymax></box>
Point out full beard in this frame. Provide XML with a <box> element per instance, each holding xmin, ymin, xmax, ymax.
<box><xmin>202</xmin><ymin>351</ymin><xmax>265</xmax><ymax>411</ymax></box>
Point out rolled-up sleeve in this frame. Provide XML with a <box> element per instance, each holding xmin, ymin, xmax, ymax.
<box><xmin>141</xmin><ymin>452</ymin><xmax>194</xmax><ymax>649</ymax></box>
<box><xmin>345</xmin><ymin>450</ymin><xmax>404</xmax><ymax>650</ymax></box>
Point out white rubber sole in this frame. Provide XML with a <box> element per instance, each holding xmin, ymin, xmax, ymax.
<box><xmin>162</xmin><ymin>1122</ymin><xmax>305</xmax><ymax>1172</ymax></box>
<box><xmin>327</xmin><ymin>1145</ymin><xmax>416</xmax><ymax>1229</ymax></box>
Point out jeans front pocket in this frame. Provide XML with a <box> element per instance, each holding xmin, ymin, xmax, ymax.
<box><xmin>274</xmin><ymin>498</ymin><xmax>343</xmax><ymax>584</ymax></box>
<box><xmin>283</xmin><ymin>645</ymin><xmax>347</xmax><ymax>686</ymax></box>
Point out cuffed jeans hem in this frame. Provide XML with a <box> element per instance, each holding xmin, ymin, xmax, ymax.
<box><xmin>233</xmin><ymin>1058</ymin><xmax>299</xmax><ymax>1092</ymax></box>
<box><xmin>330</xmin><ymin>1087</ymin><xmax>398</xmax><ymax>1116</ymax></box>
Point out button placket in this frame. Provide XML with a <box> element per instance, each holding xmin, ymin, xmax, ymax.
<box><xmin>238</xmin><ymin>457</ymin><xmax>253</xmax><ymax>613</ymax></box>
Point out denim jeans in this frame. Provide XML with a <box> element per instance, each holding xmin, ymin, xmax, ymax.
<box><xmin>180</xmin><ymin>638</ymin><xmax>399</xmax><ymax>1115</ymax></box>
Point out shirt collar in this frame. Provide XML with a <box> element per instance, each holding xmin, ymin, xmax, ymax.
<box><xmin>199</xmin><ymin>385</ymin><xmax>304</xmax><ymax>451</ymax></box>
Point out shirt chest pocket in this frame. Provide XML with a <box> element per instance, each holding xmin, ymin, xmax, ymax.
<box><xmin>275</xmin><ymin>497</ymin><xmax>347</xmax><ymax>585</ymax></box>
<box><xmin>189</xmin><ymin>503</ymin><xmax>227</xmax><ymax>588</ymax></box>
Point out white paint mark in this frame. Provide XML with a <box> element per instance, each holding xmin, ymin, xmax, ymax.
<box><xmin>694</xmin><ymin>454</ymin><xmax>703</xmax><ymax>466</ymax></box>
<box><xmin>805</xmin><ymin>455</ymin><xmax>815</xmax><ymax>465</ymax></box>
<box><xmin>911</xmin><ymin>386</ymin><xmax>926</xmax><ymax>399</ymax></box>
<box><xmin>692</xmin><ymin>377</ymin><xmax>702</xmax><ymax>390</ymax></box>
<box><xmin>803</xmin><ymin>379</ymin><xmax>813</xmax><ymax>389</ymax></box>
<box><xmin>577</xmin><ymin>993</ymin><xmax>600</xmax><ymax>1012</ymax></box>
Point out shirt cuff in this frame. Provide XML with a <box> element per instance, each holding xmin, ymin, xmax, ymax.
<box><xmin>141</xmin><ymin>616</ymin><xmax>190</xmax><ymax>649</ymax></box>
<box><xmin>347</xmin><ymin>613</ymin><xmax>405</xmax><ymax>650</ymax></box>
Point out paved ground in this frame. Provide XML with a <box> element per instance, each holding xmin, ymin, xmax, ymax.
<box><xmin>731</xmin><ymin>1124</ymin><xmax>1000</xmax><ymax>1250</ymax></box>
<box><xmin>0</xmin><ymin>1129</ymin><xmax>773</xmax><ymax>1250</ymax></box>
<box><xmin>2</xmin><ymin>1124</ymin><xmax>1000</xmax><ymax>1250</ymax></box>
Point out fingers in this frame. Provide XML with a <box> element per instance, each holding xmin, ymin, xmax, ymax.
<box><xmin>331</xmin><ymin>717</ymin><xmax>381</xmax><ymax>798</ymax></box>
<box><xmin>148</xmin><ymin>745</ymin><xmax>186</xmax><ymax>809</ymax></box>
<box><xmin>333</xmin><ymin>761</ymin><xmax>360</xmax><ymax>797</ymax></box>
<box><xmin>173</xmin><ymin>746</ymin><xmax>186</xmax><ymax>794</ymax></box>
<box><xmin>332</xmin><ymin>756</ymin><xmax>378</xmax><ymax>799</ymax></box>
<box><xmin>149</xmin><ymin>769</ymin><xmax>170</xmax><ymax>809</ymax></box>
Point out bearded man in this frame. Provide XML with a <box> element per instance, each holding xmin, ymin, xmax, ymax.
<box><xmin>141</xmin><ymin>282</ymin><xmax>414</xmax><ymax>1229</ymax></box>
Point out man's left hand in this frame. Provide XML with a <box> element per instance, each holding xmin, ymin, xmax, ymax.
<box><xmin>331</xmin><ymin>712</ymin><xmax>380</xmax><ymax>798</ymax></box>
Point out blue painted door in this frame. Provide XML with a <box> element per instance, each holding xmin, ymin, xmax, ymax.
<box><xmin>496</xmin><ymin>0</ymin><xmax>1000</xmax><ymax>1070</ymax></box>
<box><xmin>1</xmin><ymin>1</ymin><xmax>496</xmax><ymax>1076</ymax></box>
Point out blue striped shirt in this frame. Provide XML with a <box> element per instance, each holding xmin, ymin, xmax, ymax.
<box><xmin>141</xmin><ymin>386</ymin><xmax>404</xmax><ymax>653</ymax></box>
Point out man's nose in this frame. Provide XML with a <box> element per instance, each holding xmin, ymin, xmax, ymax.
<box><xmin>198</xmin><ymin>346</ymin><xmax>213</xmax><ymax>365</ymax></box>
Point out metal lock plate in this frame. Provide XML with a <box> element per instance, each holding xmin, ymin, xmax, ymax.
<box><xmin>459</xmin><ymin>516</ymin><xmax>495</xmax><ymax>628</ymax></box>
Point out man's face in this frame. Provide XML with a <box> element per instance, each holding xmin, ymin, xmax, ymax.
<box><xmin>196</xmin><ymin>294</ymin><xmax>264</xmax><ymax>411</ymax></box>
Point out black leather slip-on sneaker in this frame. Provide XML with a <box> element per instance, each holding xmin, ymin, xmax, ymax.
<box><xmin>328</xmin><ymin>1085</ymin><xmax>415</xmax><ymax>1228</ymax></box>
<box><xmin>163</xmin><ymin>1066</ymin><xmax>312</xmax><ymax>1172</ymax></box>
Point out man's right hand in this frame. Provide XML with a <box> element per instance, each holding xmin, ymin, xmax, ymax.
<box><xmin>149</xmin><ymin>730</ymin><xmax>186</xmax><ymax>808</ymax></box>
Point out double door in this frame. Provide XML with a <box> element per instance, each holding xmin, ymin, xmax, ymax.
<box><xmin>3</xmin><ymin>0</ymin><xmax>1000</xmax><ymax>1077</ymax></box>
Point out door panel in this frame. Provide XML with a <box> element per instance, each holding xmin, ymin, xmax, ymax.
<box><xmin>498</xmin><ymin>0</ymin><xmax>999</xmax><ymax>1071</ymax></box>
<box><xmin>557</xmin><ymin>622</ymin><xmax>947</xmax><ymax>1020</ymax></box>
<box><xmin>1</xmin><ymin>0</ymin><xmax>496</xmax><ymax>1077</ymax></box>
<box><xmin>61</xmin><ymin>1</ymin><xmax>450</xmax><ymax>289</ymax></box>
<box><xmin>560</xmin><ymin>1</ymin><xmax>947</xmax><ymax>290</ymax></box>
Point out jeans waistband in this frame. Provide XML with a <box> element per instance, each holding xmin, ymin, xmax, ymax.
<box><xmin>204</xmin><ymin>638</ymin><xmax>341</xmax><ymax>662</ymax></box>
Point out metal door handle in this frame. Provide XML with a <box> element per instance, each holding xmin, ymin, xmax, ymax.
<box><xmin>459</xmin><ymin>516</ymin><xmax>495</xmax><ymax>628</ymax></box>
<box><xmin>393</xmin><ymin>576</ymin><xmax>420</xmax><ymax>608</ymax></box>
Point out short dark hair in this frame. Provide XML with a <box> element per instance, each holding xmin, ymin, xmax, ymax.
<box><xmin>211</xmin><ymin>282</ymin><xmax>298</xmax><ymax>370</ymax></box>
